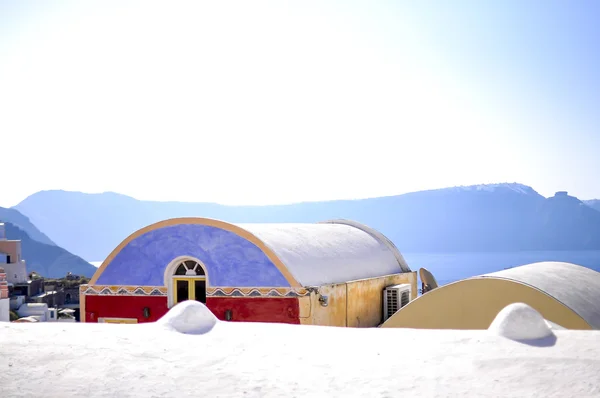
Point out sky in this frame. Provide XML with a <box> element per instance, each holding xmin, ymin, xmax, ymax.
<box><xmin>1</xmin><ymin>0</ymin><xmax>599</xmax><ymax>207</ymax></box>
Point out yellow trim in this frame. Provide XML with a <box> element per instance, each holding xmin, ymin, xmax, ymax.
<box><xmin>80</xmin><ymin>285</ymin><xmax>87</xmax><ymax>323</ymax></box>
<box><xmin>173</xmin><ymin>278</ymin><xmax>189</xmax><ymax>302</ymax></box>
<box><xmin>173</xmin><ymin>278</ymin><xmax>186</xmax><ymax>303</ymax></box>
<box><xmin>89</xmin><ymin>217</ymin><xmax>300</xmax><ymax>287</ymax></box>
<box><xmin>98</xmin><ymin>317</ymin><xmax>138</xmax><ymax>324</ymax></box>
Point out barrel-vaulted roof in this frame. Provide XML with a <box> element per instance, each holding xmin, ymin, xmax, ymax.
<box><xmin>90</xmin><ymin>218</ymin><xmax>409</xmax><ymax>288</ymax></box>
<box><xmin>480</xmin><ymin>262</ymin><xmax>600</xmax><ymax>329</ymax></box>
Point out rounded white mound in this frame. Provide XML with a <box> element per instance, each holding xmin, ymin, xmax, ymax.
<box><xmin>488</xmin><ymin>303</ymin><xmax>554</xmax><ymax>340</ymax></box>
<box><xmin>156</xmin><ymin>301</ymin><xmax>218</xmax><ymax>335</ymax></box>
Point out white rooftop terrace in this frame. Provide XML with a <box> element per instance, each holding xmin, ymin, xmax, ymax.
<box><xmin>1</xmin><ymin>302</ymin><xmax>599</xmax><ymax>397</ymax></box>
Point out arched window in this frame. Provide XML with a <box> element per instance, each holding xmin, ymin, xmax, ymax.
<box><xmin>174</xmin><ymin>260</ymin><xmax>206</xmax><ymax>276</ymax></box>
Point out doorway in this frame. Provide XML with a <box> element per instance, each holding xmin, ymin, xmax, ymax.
<box><xmin>173</xmin><ymin>278</ymin><xmax>206</xmax><ymax>304</ymax></box>
<box><xmin>169</xmin><ymin>259</ymin><xmax>207</xmax><ymax>305</ymax></box>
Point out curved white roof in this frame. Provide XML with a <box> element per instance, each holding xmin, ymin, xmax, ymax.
<box><xmin>481</xmin><ymin>262</ymin><xmax>600</xmax><ymax>329</ymax></box>
<box><xmin>238</xmin><ymin>220</ymin><xmax>409</xmax><ymax>286</ymax></box>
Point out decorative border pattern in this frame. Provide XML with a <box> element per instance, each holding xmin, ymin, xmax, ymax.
<box><xmin>80</xmin><ymin>285</ymin><xmax>309</xmax><ymax>298</ymax></box>
<box><xmin>80</xmin><ymin>285</ymin><xmax>167</xmax><ymax>297</ymax></box>
<box><xmin>208</xmin><ymin>287</ymin><xmax>310</xmax><ymax>298</ymax></box>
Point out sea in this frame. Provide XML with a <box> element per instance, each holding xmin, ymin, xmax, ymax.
<box><xmin>403</xmin><ymin>250</ymin><xmax>600</xmax><ymax>286</ymax></box>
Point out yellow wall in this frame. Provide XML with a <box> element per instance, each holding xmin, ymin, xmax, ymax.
<box><xmin>305</xmin><ymin>283</ymin><xmax>348</xmax><ymax>327</ymax></box>
<box><xmin>380</xmin><ymin>277</ymin><xmax>592</xmax><ymax>330</ymax></box>
<box><xmin>346</xmin><ymin>273</ymin><xmax>416</xmax><ymax>327</ymax></box>
<box><xmin>300</xmin><ymin>272</ymin><xmax>417</xmax><ymax>328</ymax></box>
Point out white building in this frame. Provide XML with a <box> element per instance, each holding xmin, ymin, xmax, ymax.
<box><xmin>16</xmin><ymin>303</ymin><xmax>58</xmax><ymax>322</ymax></box>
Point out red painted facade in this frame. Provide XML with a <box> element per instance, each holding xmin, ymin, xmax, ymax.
<box><xmin>86</xmin><ymin>295</ymin><xmax>169</xmax><ymax>323</ymax></box>
<box><xmin>206</xmin><ymin>297</ymin><xmax>300</xmax><ymax>324</ymax></box>
<box><xmin>85</xmin><ymin>296</ymin><xmax>301</xmax><ymax>324</ymax></box>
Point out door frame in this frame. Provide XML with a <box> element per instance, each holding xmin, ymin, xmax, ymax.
<box><xmin>172</xmin><ymin>277</ymin><xmax>207</xmax><ymax>304</ymax></box>
<box><xmin>164</xmin><ymin>256</ymin><xmax>209</xmax><ymax>308</ymax></box>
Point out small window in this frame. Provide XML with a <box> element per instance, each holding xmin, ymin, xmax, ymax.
<box><xmin>193</xmin><ymin>264</ymin><xmax>205</xmax><ymax>276</ymax></box>
<box><xmin>175</xmin><ymin>264</ymin><xmax>187</xmax><ymax>275</ymax></box>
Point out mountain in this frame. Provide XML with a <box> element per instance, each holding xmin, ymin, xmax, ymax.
<box><xmin>0</xmin><ymin>206</ymin><xmax>55</xmax><ymax>246</ymax></box>
<box><xmin>1</xmin><ymin>221</ymin><xmax>97</xmax><ymax>278</ymax></box>
<box><xmin>532</xmin><ymin>192</ymin><xmax>600</xmax><ymax>250</ymax></box>
<box><xmin>12</xmin><ymin>184</ymin><xmax>600</xmax><ymax>263</ymax></box>
<box><xmin>585</xmin><ymin>199</ymin><xmax>600</xmax><ymax>212</ymax></box>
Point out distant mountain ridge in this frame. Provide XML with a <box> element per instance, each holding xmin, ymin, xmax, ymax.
<box><xmin>12</xmin><ymin>183</ymin><xmax>600</xmax><ymax>263</ymax></box>
<box><xmin>446</xmin><ymin>183</ymin><xmax>541</xmax><ymax>195</ymax></box>
<box><xmin>0</xmin><ymin>206</ymin><xmax>56</xmax><ymax>246</ymax></box>
<box><xmin>0</xmin><ymin>220</ymin><xmax>97</xmax><ymax>278</ymax></box>
<box><xmin>585</xmin><ymin>199</ymin><xmax>600</xmax><ymax>213</ymax></box>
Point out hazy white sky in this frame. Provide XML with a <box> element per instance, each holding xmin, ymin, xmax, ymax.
<box><xmin>1</xmin><ymin>0</ymin><xmax>599</xmax><ymax>207</ymax></box>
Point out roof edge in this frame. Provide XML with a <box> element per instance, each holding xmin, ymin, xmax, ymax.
<box><xmin>474</xmin><ymin>272</ymin><xmax>594</xmax><ymax>329</ymax></box>
<box><xmin>318</xmin><ymin>219</ymin><xmax>411</xmax><ymax>272</ymax></box>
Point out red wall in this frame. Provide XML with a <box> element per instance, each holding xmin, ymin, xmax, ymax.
<box><xmin>85</xmin><ymin>296</ymin><xmax>300</xmax><ymax>325</ymax></box>
<box><xmin>86</xmin><ymin>295</ymin><xmax>169</xmax><ymax>323</ymax></box>
<box><xmin>207</xmin><ymin>297</ymin><xmax>300</xmax><ymax>324</ymax></box>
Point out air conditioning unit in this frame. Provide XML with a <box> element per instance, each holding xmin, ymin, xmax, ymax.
<box><xmin>383</xmin><ymin>284</ymin><xmax>412</xmax><ymax>321</ymax></box>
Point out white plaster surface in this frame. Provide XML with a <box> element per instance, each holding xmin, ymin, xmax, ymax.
<box><xmin>16</xmin><ymin>303</ymin><xmax>50</xmax><ymax>322</ymax></box>
<box><xmin>2</xmin><ymin>306</ymin><xmax>600</xmax><ymax>397</ymax></box>
<box><xmin>0</xmin><ymin>299</ymin><xmax>9</xmax><ymax>322</ymax></box>
<box><xmin>0</xmin><ymin>261</ymin><xmax>27</xmax><ymax>284</ymax></box>
<box><xmin>156</xmin><ymin>300</ymin><xmax>217</xmax><ymax>335</ymax></box>
<box><xmin>239</xmin><ymin>222</ymin><xmax>405</xmax><ymax>286</ymax></box>
<box><xmin>489</xmin><ymin>303</ymin><xmax>554</xmax><ymax>340</ymax></box>
<box><xmin>482</xmin><ymin>262</ymin><xmax>600</xmax><ymax>329</ymax></box>
<box><xmin>318</xmin><ymin>219</ymin><xmax>411</xmax><ymax>272</ymax></box>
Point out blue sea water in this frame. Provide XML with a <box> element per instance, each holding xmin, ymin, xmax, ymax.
<box><xmin>402</xmin><ymin>251</ymin><xmax>600</xmax><ymax>286</ymax></box>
